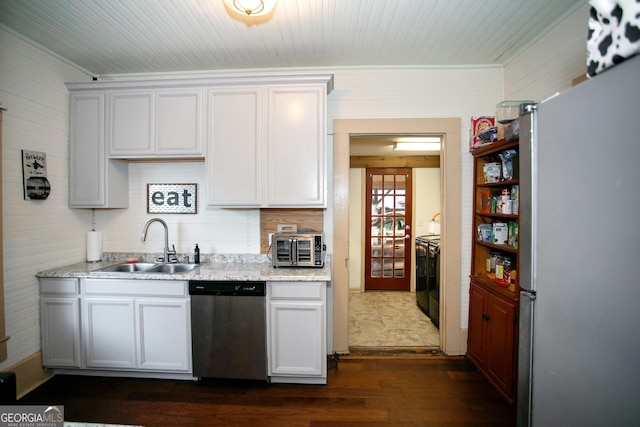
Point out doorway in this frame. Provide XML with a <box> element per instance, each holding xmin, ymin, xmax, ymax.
<box><xmin>350</xmin><ymin>165</ymin><xmax>438</xmax><ymax>351</ymax></box>
<box><xmin>332</xmin><ymin>118</ymin><xmax>463</xmax><ymax>355</ymax></box>
<box><xmin>365</xmin><ymin>168</ymin><xmax>412</xmax><ymax>291</ymax></box>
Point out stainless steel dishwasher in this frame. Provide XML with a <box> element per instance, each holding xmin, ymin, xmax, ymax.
<box><xmin>189</xmin><ymin>281</ymin><xmax>267</xmax><ymax>381</ymax></box>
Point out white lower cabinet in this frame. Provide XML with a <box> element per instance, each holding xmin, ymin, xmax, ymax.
<box><xmin>41</xmin><ymin>277</ymin><xmax>329</xmax><ymax>383</ymax></box>
<box><xmin>82</xmin><ymin>297</ymin><xmax>191</xmax><ymax>372</ymax></box>
<box><xmin>40</xmin><ymin>278</ymin><xmax>191</xmax><ymax>374</ymax></box>
<box><xmin>82</xmin><ymin>279</ymin><xmax>191</xmax><ymax>373</ymax></box>
<box><xmin>40</xmin><ymin>278</ymin><xmax>82</xmax><ymax>368</ymax></box>
<box><xmin>83</xmin><ymin>297</ymin><xmax>137</xmax><ymax>369</ymax></box>
<box><xmin>136</xmin><ymin>298</ymin><xmax>191</xmax><ymax>371</ymax></box>
<box><xmin>267</xmin><ymin>281</ymin><xmax>327</xmax><ymax>384</ymax></box>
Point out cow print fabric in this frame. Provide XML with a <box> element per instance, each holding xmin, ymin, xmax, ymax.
<box><xmin>587</xmin><ymin>0</ymin><xmax>640</xmax><ymax>77</ymax></box>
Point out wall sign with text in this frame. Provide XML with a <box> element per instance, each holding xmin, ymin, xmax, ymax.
<box><xmin>22</xmin><ymin>150</ymin><xmax>51</xmax><ymax>200</ymax></box>
<box><xmin>147</xmin><ymin>183</ymin><xmax>197</xmax><ymax>214</ymax></box>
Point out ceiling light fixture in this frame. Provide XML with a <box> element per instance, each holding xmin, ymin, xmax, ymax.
<box><xmin>393</xmin><ymin>136</ymin><xmax>442</xmax><ymax>151</ymax></box>
<box><xmin>223</xmin><ymin>0</ymin><xmax>276</xmax><ymax>16</ymax></box>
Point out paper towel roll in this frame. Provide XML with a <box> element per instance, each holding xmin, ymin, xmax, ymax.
<box><xmin>86</xmin><ymin>231</ymin><xmax>103</xmax><ymax>262</ymax></box>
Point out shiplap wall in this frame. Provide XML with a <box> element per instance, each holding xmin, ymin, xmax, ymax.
<box><xmin>0</xmin><ymin>29</ymin><xmax>90</xmax><ymax>370</ymax></box>
<box><xmin>504</xmin><ymin>3</ymin><xmax>590</xmax><ymax>101</ymax></box>
<box><xmin>0</xmin><ymin>4</ymin><xmax>589</xmax><ymax>369</ymax></box>
<box><xmin>98</xmin><ymin>162</ymin><xmax>261</xmax><ymax>256</ymax></box>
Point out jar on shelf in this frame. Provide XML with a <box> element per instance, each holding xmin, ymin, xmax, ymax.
<box><xmin>495</xmin><ymin>256</ymin><xmax>511</xmax><ymax>287</ymax></box>
<box><xmin>485</xmin><ymin>251</ymin><xmax>499</xmax><ymax>279</ymax></box>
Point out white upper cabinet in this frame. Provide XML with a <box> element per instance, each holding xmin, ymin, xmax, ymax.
<box><xmin>108</xmin><ymin>89</ymin><xmax>204</xmax><ymax>158</ymax></box>
<box><xmin>156</xmin><ymin>89</ymin><xmax>203</xmax><ymax>156</ymax></box>
<box><xmin>266</xmin><ymin>85</ymin><xmax>326</xmax><ymax>207</ymax></box>
<box><xmin>108</xmin><ymin>91</ymin><xmax>154</xmax><ymax>156</ymax></box>
<box><xmin>207</xmin><ymin>87</ymin><xmax>263</xmax><ymax>206</ymax></box>
<box><xmin>67</xmin><ymin>74</ymin><xmax>332</xmax><ymax>209</ymax></box>
<box><xmin>206</xmin><ymin>79</ymin><xmax>331</xmax><ymax>208</ymax></box>
<box><xmin>69</xmin><ymin>92</ymin><xmax>128</xmax><ymax>208</ymax></box>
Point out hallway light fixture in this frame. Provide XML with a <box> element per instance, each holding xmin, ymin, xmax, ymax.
<box><xmin>393</xmin><ymin>136</ymin><xmax>442</xmax><ymax>151</ymax></box>
<box><xmin>222</xmin><ymin>0</ymin><xmax>276</xmax><ymax>16</ymax></box>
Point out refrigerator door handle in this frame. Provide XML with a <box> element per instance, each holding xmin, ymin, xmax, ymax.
<box><xmin>521</xmin><ymin>290</ymin><xmax>536</xmax><ymax>300</ymax></box>
<box><xmin>517</xmin><ymin>290</ymin><xmax>536</xmax><ymax>427</ymax></box>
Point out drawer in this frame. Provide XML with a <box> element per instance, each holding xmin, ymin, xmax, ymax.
<box><xmin>81</xmin><ymin>279</ymin><xmax>188</xmax><ymax>297</ymax></box>
<box><xmin>269</xmin><ymin>281</ymin><xmax>325</xmax><ymax>300</ymax></box>
<box><xmin>40</xmin><ymin>278</ymin><xmax>80</xmax><ymax>295</ymax></box>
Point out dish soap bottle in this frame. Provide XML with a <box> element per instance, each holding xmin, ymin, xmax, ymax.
<box><xmin>194</xmin><ymin>244</ymin><xmax>200</xmax><ymax>264</ymax></box>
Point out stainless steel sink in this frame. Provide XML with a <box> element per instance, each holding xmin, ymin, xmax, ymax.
<box><xmin>147</xmin><ymin>263</ymin><xmax>198</xmax><ymax>274</ymax></box>
<box><xmin>95</xmin><ymin>263</ymin><xmax>158</xmax><ymax>273</ymax></box>
<box><xmin>94</xmin><ymin>262</ymin><xmax>198</xmax><ymax>274</ymax></box>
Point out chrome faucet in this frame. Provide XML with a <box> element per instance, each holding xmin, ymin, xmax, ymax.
<box><xmin>141</xmin><ymin>218</ymin><xmax>177</xmax><ymax>263</ymax></box>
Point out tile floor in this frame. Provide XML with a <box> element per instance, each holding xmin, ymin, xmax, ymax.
<box><xmin>348</xmin><ymin>291</ymin><xmax>440</xmax><ymax>349</ymax></box>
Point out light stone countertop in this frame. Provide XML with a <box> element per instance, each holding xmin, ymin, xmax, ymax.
<box><xmin>36</xmin><ymin>253</ymin><xmax>332</xmax><ymax>282</ymax></box>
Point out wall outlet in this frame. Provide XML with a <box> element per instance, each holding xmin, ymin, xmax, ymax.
<box><xmin>268</xmin><ymin>233</ymin><xmax>274</xmax><ymax>246</ymax></box>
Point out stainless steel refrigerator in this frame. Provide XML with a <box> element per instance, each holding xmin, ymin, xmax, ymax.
<box><xmin>517</xmin><ymin>54</ymin><xmax>640</xmax><ymax>426</ymax></box>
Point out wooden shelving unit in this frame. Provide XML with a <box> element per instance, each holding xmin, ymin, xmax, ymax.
<box><xmin>467</xmin><ymin>138</ymin><xmax>520</xmax><ymax>404</ymax></box>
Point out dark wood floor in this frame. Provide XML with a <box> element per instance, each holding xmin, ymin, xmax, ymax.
<box><xmin>19</xmin><ymin>356</ymin><xmax>516</xmax><ymax>426</ymax></box>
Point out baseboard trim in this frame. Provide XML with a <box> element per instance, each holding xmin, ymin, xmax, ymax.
<box><xmin>2</xmin><ymin>352</ymin><xmax>53</xmax><ymax>399</ymax></box>
<box><xmin>346</xmin><ymin>346</ymin><xmax>446</xmax><ymax>358</ymax></box>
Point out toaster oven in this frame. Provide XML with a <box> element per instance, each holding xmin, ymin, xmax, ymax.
<box><xmin>271</xmin><ymin>233</ymin><xmax>325</xmax><ymax>267</ymax></box>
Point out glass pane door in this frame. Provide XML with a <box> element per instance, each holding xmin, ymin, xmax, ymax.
<box><xmin>365</xmin><ymin>168</ymin><xmax>412</xmax><ymax>290</ymax></box>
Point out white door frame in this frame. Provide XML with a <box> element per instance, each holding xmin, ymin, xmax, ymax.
<box><xmin>332</xmin><ymin>118</ymin><xmax>465</xmax><ymax>355</ymax></box>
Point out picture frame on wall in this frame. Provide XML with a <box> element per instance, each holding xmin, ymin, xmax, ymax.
<box><xmin>147</xmin><ymin>183</ymin><xmax>197</xmax><ymax>214</ymax></box>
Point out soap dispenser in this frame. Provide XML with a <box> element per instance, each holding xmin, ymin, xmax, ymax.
<box><xmin>194</xmin><ymin>244</ymin><xmax>200</xmax><ymax>264</ymax></box>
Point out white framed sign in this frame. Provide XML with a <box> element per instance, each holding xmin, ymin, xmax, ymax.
<box><xmin>147</xmin><ymin>183</ymin><xmax>197</xmax><ymax>214</ymax></box>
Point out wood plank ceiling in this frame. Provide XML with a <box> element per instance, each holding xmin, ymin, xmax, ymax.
<box><xmin>0</xmin><ymin>0</ymin><xmax>584</xmax><ymax>77</ymax></box>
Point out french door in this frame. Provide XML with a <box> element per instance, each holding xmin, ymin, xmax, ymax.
<box><xmin>365</xmin><ymin>168</ymin><xmax>412</xmax><ymax>291</ymax></box>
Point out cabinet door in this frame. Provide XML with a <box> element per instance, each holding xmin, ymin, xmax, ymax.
<box><xmin>41</xmin><ymin>297</ymin><xmax>82</xmax><ymax>368</ymax></box>
<box><xmin>108</xmin><ymin>91</ymin><xmax>154</xmax><ymax>156</ymax></box>
<box><xmin>69</xmin><ymin>93</ymin><xmax>128</xmax><ymax>208</ymax></box>
<box><xmin>266</xmin><ymin>85</ymin><xmax>326</xmax><ymax>207</ymax></box>
<box><xmin>467</xmin><ymin>282</ymin><xmax>488</xmax><ymax>365</ymax></box>
<box><xmin>67</xmin><ymin>90</ymin><xmax>129</xmax><ymax>209</ymax></box>
<box><xmin>268</xmin><ymin>300</ymin><xmax>325</xmax><ymax>378</ymax></box>
<box><xmin>69</xmin><ymin>93</ymin><xmax>106</xmax><ymax>207</ymax></box>
<box><xmin>83</xmin><ymin>298</ymin><xmax>136</xmax><ymax>369</ymax></box>
<box><xmin>485</xmin><ymin>295</ymin><xmax>517</xmax><ymax>395</ymax></box>
<box><xmin>136</xmin><ymin>298</ymin><xmax>191</xmax><ymax>372</ymax></box>
<box><xmin>207</xmin><ymin>87</ymin><xmax>262</xmax><ymax>206</ymax></box>
<box><xmin>156</xmin><ymin>89</ymin><xmax>203</xmax><ymax>156</ymax></box>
